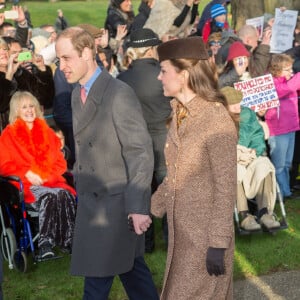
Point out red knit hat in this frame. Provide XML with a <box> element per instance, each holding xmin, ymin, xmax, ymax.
<box><xmin>227</xmin><ymin>41</ymin><xmax>250</xmax><ymax>62</ymax></box>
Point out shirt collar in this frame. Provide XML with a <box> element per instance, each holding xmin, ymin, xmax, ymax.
<box><xmin>81</xmin><ymin>67</ymin><xmax>102</xmax><ymax>95</ymax></box>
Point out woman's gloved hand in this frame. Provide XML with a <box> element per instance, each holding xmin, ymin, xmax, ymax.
<box><xmin>206</xmin><ymin>247</ymin><xmax>226</xmax><ymax>276</ymax></box>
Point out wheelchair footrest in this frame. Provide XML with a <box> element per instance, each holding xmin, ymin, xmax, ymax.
<box><xmin>36</xmin><ymin>254</ymin><xmax>63</xmax><ymax>263</ymax></box>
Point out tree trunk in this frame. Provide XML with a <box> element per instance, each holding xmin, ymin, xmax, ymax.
<box><xmin>231</xmin><ymin>0</ymin><xmax>300</xmax><ymax>30</ymax></box>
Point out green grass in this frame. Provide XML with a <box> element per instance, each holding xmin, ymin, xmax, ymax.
<box><xmin>4</xmin><ymin>0</ymin><xmax>210</xmax><ymax>29</ymax></box>
<box><xmin>3</xmin><ymin>197</ymin><xmax>300</xmax><ymax>299</ymax></box>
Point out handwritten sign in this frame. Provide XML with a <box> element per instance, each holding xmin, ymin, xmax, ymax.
<box><xmin>270</xmin><ymin>8</ymin><xmax>298</xmax><ymax>53</ymax></box>
<box><xmin>246</xmin><ymin>16</ymin><xmax>264</xmax><ymax>40</ymax></box>
<box><xmin>234</xmin><ymin>74</ymin><xmax>279</xmax><ymax>112</ymax></box>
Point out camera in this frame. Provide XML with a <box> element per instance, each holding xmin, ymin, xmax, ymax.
<box><xmin>237</xmin><ymin>57</ymin><xmax>244</xmax><ymax>67</ymax></box>
<box><xmin>17</xmin><ymin>51</ymin><xmax>32</xmax><ymax>62</ymax></box>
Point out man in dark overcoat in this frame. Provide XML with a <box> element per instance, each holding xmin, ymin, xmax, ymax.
<box><xmin>56</xmin><ymin>27</ymin><xmax>158</xmax><ymax>300</ymax></box>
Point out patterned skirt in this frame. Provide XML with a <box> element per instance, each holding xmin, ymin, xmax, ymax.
<box><xmin>29</xmin><ymin>186</ymin><xmax>76</xmax><ymax>249</ymax></box>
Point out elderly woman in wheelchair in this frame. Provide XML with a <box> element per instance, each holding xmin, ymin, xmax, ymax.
<box><xmin>0</xmin><ymin>91</ymin><xmax>76</xmax><ymax>259</ymax></box>
<box><xmin>222</xmin><ymin>87</ymin><xmax>280</xmax><ymax>232</ymax></box>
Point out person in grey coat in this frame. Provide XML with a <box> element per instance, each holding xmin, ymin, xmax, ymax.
<box><xmin>56</xmin><ymin>27</ymin><xmax>159</xmax><ymax>300</ymax></box>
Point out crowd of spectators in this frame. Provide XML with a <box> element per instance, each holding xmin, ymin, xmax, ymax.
<box><xmin>0</xmin><ymin>0</ymin><xmax>300</xmax><ymax>297</ymax></box>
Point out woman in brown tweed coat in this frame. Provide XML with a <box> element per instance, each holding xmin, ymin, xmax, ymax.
<box><xmin>151</xmin><ymin>36</ymin><xmax>237</xmax><ymax>299</ymax></box>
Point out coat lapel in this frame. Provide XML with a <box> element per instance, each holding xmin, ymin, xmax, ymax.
<box><xmin>72</xmin><ymin>70</ymin><xmax>112</xmax><ymax>136</ymax></box>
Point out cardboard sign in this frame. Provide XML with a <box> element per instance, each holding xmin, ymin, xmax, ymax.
<box><xmin>234</xmin><ymin>74</ymin><xmax>279</xmax><ymax>112</ymax></box>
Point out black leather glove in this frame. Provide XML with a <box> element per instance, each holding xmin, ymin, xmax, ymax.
<box><xmin>206</xmin><ymin>247</ymin><xmax>226</xmax><ymax>276</ymax></box>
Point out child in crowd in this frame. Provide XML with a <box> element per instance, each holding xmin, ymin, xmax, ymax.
<box><xmin>51</xmin><ymin>125</ymin><xmax>73</xmax><ymax>171</ymax></box>
<box><xmin>265</xmin><ymin>54</ymin><xmax>300</xmax><ymax>199</ymax></box>
<box><xmin>218</xmin><ymin>41</ymin><xmax>251</xmax><ymax>88</ymax></box>
<box><xmin>202</xmin><ymin>3</ymin><xmax>230</xmax><ymax>43</ymax></box>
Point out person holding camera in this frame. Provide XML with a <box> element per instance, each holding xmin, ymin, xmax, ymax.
<box><xmin>0</xmin><ymin>37</ymin><xmax>54</xmax><ymax>131</ymax></box>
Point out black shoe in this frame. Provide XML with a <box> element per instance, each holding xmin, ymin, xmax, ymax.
<box><xmin>292</xmin><ymin>184</ymin><xmax>300</xmax><ymax>191</ymax></box>
<box><xmin>39</xmin><ymin>243</ymin><xmax>55</xmax><ymax>259</ymax></box>
<box><xmin>61</xmin><ymin>246</ymin><xmax>72</xmax><ymax>254</ymax></box>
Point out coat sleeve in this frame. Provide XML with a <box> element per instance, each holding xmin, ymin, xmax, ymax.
<box><xmin>0</xmin><ymin>74</ymin><xmax>17</xmax><ymax>113</ymax></box>
<box><xmin>112</xmin><ymin>85</ymin><xmax>154</xmax><ymax>215</ymax></box>
<box><xmin>0</xmin><ymin>130</ymin><xmax>29</xmax><ymax>180</ymax></box>
<box><xmin>249</xmin><ymin>44</ymin><xmax>271</xmax><ymax>78</ymax></box>
<box><xmin>218</xmin><ymin>68</ymin><xmax>240</xmax><ymax>88</ymax></box>
<box><xmin>275</xmin><ymin>72</ymin><xmax>300</xmax><ymax>99</ymax></box>
<box><xmin>202</xmin><ymin>20</ymin><xmax>211</xmax><ymax>43</ymax></box>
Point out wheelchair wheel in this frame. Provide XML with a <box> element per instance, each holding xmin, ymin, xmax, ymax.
<box><xmin>13</xmin><ymin>250</ymin><xmax>28</xmax><ymax>273</ymax></box>
<box><xmin>1</xmin><ymin>227</ymin><xmax>17</xmax><ymax>261</ymax></box>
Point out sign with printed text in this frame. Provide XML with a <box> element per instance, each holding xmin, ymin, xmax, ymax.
<box><xmin>246</xmin><ymin>16</ymin><xmax>264</xmax><ymax>40</ymax></box>
<box><xmin>270</xmin><ymin>8</ymin><xmax>298</xmax><ymax>53</ymax></box>
<box><xmin>234</xmin><ymin>74</ymin><xmax>279</xmax><ymax>112</ymax></box>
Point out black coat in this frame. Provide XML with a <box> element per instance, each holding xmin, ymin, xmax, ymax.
<box><xmin>118</xmin><ymin>58</ymin><xmax>171</xmax><ymax>133</ymax></box>
<box><xmin>105</xmin><ymin>2</ymin><xmax>151</xmax><ymax>38</ymax></box>
<box><xmin>118</xmin><ymin>58</ymin><xmax>171</xmax><ymax>174</ymax></box>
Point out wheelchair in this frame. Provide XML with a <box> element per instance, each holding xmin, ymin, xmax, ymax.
<box><xmin>0</xmin><ymin>175</ymin><xmax>39</xmax><ymax>272</ymax></box>
<box><xmin>234</xmin><ymin>182</ymin><xmax>288</xmax><ymax>235</ymax></box>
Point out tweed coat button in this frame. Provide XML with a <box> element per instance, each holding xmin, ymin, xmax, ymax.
<box><xmin>216</xmin><ymin>103</ymin><xmax>220</xmax><ymax>107</ymax></box>
<box><xmin>165</xmin><ymin>143</ymin><xmax>169</xmax><ymax>148</ymax></box>
<box><xmin>165</xmin><ymin>177</ymin><xmax>169</xmax><ymax>181</ymax></box>
<box><xmin>172</xmin><ymin>179</ymin><xmax>175</xmax><ymax>183</ymax></box>
<box><xmin>164</xmin><ymin>193</ymin><xmax>168</xmax><ymax>197</ymax></box>
<box><xmin>166</xmin><ymin>161</ymin><xmax>169</xmax><ymax>166</ymax></box>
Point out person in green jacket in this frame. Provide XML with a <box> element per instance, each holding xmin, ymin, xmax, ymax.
<box><xmin>222</xmin><ymin>86</ymin><xmax>281</xmax><ymax>231</ymax></box>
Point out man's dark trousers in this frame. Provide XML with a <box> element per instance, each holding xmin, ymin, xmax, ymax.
<box><xmin>83</xmin><ymin>256</ymin><xmax>159</xmax><ymax>300</ymax></box>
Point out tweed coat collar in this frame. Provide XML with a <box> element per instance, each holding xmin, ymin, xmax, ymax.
<box><xmin>72</xmin><ymin>69</ymin><xmax>112</xmax><ymax>135</ymax></box>
<box><xmin>169</xmin><ymin>96</ymin><xmax>222</xmax><ymax>145</ymax></box>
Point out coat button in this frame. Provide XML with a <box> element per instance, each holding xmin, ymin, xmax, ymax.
<box><xmin>165</xmin><ymin>143</ymin><xmax>169</xmax><ymax>148</ymax></box>
<box><xmin>79</xmin><ymin>165</ymin><xmax>82</xmax><ymax>170</ymax></box>
<box><xmin>164</xmin><ymin>193</ymin><xmax>168</xmax><ymax>197</ymax></box>
<box><xmin>76</xmin><ymin>140</ymin><xmax>81</xmax><ymax>145</ymax></box>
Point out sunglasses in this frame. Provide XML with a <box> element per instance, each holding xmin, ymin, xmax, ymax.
<box><xmin>209</xmin><ymin>41</ymin><xmax>221</xmax><ymax>46</ymax></box>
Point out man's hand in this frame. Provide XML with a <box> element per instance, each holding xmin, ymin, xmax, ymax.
<box><xmin>128</xmin><ymin>214</ymin><xmax>152</xmax><ymax>235</ymax></box>
<box><xmin>261</xmin><ymin>27</ymin><xmax>272</xmax><ymax>45</ymax></box>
